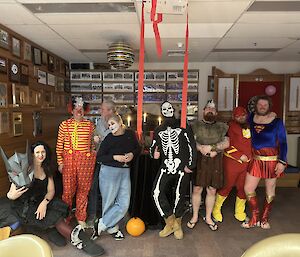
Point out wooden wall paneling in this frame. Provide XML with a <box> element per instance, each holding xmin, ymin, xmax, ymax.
<box><xmin>213</xmin><ymin>67</ymin><xmax>238</xmax><ymax>122</ymax></box>
<box><xmin>0</xmin><ymin>23</ymin><xmax>70</xmax><ymax>197</ymax></box>
<box><xmin>285</xmin><ymin>72</ymin><xmax>300</xmax><ymax>134</ymax></box>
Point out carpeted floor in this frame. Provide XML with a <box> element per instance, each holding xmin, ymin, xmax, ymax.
<box><xmin>48</xmin><ymin>187</ymin><xmax>300</xmax><ymax>257</ymax></box>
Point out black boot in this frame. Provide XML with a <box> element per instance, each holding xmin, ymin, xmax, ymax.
<box><xmin>71</xmin><ymin>225</ymin><xmax>105</xmax><ymax>256</ymax></box>
<box><xmin>48</xmin><ymin>228</ymin><xmax>67</xmax><ymax>247</ymax></box>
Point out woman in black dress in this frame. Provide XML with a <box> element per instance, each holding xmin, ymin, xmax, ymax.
<box><xmin>7</xmin><ymin>141</ymin><xmax>104</xmax><ymax>256</ymax></box>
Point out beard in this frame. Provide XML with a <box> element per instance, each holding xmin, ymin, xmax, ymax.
<box><xmin>203</xmin><ymin>112</ymin><xmax>217</xmax><ymax>122</ymax></box>
<box><xmin>255</xmin><ymin>107</ymin><xmax>270</xmax><ymax>116</ymax></box>
<box><xmin>239</xmin><ymin>121</ymin><xmax>249</xmax><ymax>129</ymax></box>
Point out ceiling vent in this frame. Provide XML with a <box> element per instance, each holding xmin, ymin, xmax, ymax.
<box><xmin>22</xmin><ymin>2</ymin><xmax>135</xmax><ymax>13</ymax></box>
<box><xmin>167</xmin><ymin>50</ymin><xmax>189</xmax><ymax>57</ymax></box>
<box><xmin>144</xmin><ymin>0</ymin><xmax>187</xmax><ymax>15</ymax></box>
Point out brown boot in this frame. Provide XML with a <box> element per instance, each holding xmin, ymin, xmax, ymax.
<box><xmin>159</xmin><ymin>214</ymin><xmax>175</xmax><ymax>237</ymax></box>
<box><xmin>173</xmin><ymin>217</ymin><xmax>183</xmax><ymax>240</ymax></box>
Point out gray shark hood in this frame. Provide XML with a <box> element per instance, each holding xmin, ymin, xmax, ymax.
<box><xmin>0</xmin><ymin>142</ymin><xmax>34</xmax><ymax>188</ymax></box>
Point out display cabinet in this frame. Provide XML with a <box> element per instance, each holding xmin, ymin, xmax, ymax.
<box><xmin>70</xmin><ymin>69</ymin><xmax>199</xmax><ymax>121</ymax></box>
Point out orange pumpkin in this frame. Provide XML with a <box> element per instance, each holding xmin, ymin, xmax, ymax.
<box><xmin>126</xmin><ymin>217</ymin><xmax>145</xmax><ymax>237</ymax></box>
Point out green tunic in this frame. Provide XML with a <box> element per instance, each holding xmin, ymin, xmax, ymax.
<box><xmin>192</xmin><ymin>120</ymin><xmax>228</xmax><ymax>145</ymax></box>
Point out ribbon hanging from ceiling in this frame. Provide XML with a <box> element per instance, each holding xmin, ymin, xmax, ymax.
<box><xmin>137</xmin><ymin>1</ymin><xmax>145</xmax><ymax>139</ymax></box>
<box><xmin>151</xmin><ymin>0</ymin><xmax>163</xmax><ymax>58</ymax></box>
<box><xmin>137</xmin><ymin>1</ymin><xmax>189</xmax><ymax>137</ymax></box>
<box><xmin>180</xmin><ymin>12</ymin><xmax>189</xmax><ymax>129</ymax></box>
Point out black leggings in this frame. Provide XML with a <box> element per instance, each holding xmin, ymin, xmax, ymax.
<box><xmin>152</xmin><ymin>170</ymin><xmax>190</xmax><ymax>218</ymax></box>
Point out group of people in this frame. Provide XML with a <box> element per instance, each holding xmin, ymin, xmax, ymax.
<box><xmin>150</xmin><ymin>95</ymin><xmax>287</xmax><ymax>240</ymax></box>
<box><xmin>1</xmin><ymin>94</ymin><xmax>287</xmax><ymax>255</ymax></box>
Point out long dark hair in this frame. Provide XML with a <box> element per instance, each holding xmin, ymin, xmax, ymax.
<box><xmin>31</xmin><ymin>141</ymin><xmax>53</xmax><ymax>178</ymax></box>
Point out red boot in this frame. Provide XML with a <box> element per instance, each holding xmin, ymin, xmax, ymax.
<box><xmin>241</xmin><ymin>192</ymin><xmax>260</xmax><ymax>228</ymax></box>
<box><xmin>260</xmin><ymin>196</ymin><xmax>274</xmax><ymax>229</ymax></box>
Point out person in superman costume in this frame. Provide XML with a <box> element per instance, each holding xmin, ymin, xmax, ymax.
<box><xmin>212</xmin><ymin>106</ymin><xmax>252</xmax><ymax>223</ymax></box>
<box><xmin>242</xmin><ymin>95</ymin><xmax>287</xmax><ymax>229</ymax></box>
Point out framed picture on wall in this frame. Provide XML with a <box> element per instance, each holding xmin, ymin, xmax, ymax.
<box><xmin>0</xmin><ymin>29</ymin><xmax>9</xmax><ymax>50</ymax></box>
<box><xmin>33</xmin><ymin>111</ymin><xmax>42</xmax><ymax>137</ymax></box>
<box><xmin>42</xmin><ymin>51</ymin><xmax>48</xmax><ymax>65</ymax></box>
<box><xmin>55</xmin><ymin>58</ymin><xmax>60</xmax><ymax>71</ymax></box>
<box><xmin>48</xmin><ymin>55</ymin><xmax>54</xmax><ymax>71</ymax></box>
<box><xmin>0</xmin><ymin>56</ymin><xmax>7</xmax><ymax>74</ymax></box>
<box><xmin>217</xmin><ymin>77</ymin><xmax>234</xmax><ymax>111</ymax></box>
<box><xmin>47</xmin><ymin>73</ymin><xmax>55</xmax><ymax>87</ymax></box>
<box><xmin>20</xmin><ymin>64</ymin><xmax>29</xmax><ymax>85</ymax></box>
<box><xmin>12</xmin><ymin>37</ymin><xmax>21</xmax><ymax>57</ymax></box>
<box><xmin>207</xmin><ymin>76</ymin><xmax>214</xmax><ymax>92</ymax></box>
<box><xmin>0</xmin><ymin>111</ymin><xmax>9</xmax><ymax>134</ymax></box>
<box><xmin>289</xmin><ymin>77</ymin><xmax>300</xmax><ymax>111</ymax></box>
<box><xmin>23</xmin><ymin>42</ymin><xmax>32</xmax><ymax>62</ymax></box>
<box><xmin>38</xmin><ymin>70</ymin><xmax>47</xmax><ymax>85</ymax></box>
<box><xmin>9</xmin><ymin>61</ymin><xmax>20</xmax><ymax>82</ymax></box>
<box><xmin>0</xmin><ymin>82</ymin><xmax>7</xmax><ymax>108</ymax></box>
<box><xmin>33</xmin><ymin>47</ymin><xmax>42</xmax><ymax>65</ymax></box>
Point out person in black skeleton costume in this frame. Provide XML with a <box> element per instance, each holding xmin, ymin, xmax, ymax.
<box><xmin>150</xmin><ymin>101</ymin><xmax>196</xmax><ymax>240</ymax></box>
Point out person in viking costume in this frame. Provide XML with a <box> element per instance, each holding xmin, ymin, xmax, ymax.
<box><xmin>212</xmin><ymin>106</ymin><xmax>252</xmax><ymax>223</ymax></box>
<box><xmin>150</xmin><ymin>101</ymin><xmax>196</xmax><ymax>240</ymax></box>
<box><xmin>56</xmin><ymin>96</ymin><xmax>96</xmax><ymax>228</ymax></box>
<box><xmin>3</xmin><ymin>141</ymin><xmax>104</xmax><ymax>256</ymax></box>
<box><xmin>187</xmin><ymin>100</ymin><xmax>229</xmax><ymax>231</ymax></box>
<box><xmin>242</xmin><ymin>95</ymin><xmax>287</xmax><ymax>229</ymax></box>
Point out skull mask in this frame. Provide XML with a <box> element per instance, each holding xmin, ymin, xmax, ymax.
<box><xmin>161</xmin><ymin>101</ymin><xmax>174</xmax><ymax>118</ymax></box>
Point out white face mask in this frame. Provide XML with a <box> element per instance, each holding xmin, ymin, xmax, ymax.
<box><xmin>161</xmin><ymin>102</ymin><xmax>174</xmax><ymax>118</ymax></box>
<box><xmin>108</xmin><ymin>120</ymin><xmax>120</xmax><ymax>134</ymax></box>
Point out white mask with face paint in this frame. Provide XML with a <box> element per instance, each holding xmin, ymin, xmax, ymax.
<box><xmin>161</xmin><ymin>101</ymin><xmax>174</xmax><ymax>118</ymax></box>
<box><xmin>108</xmin><ymin>121</ymin><xmax>120</xmax><ymax>134</ymax></box>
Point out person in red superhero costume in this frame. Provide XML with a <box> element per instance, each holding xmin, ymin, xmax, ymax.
<box><xmin>213</xmin><ymin>107</ymin><xmax>252</xmax><ymax>223</ymax></box>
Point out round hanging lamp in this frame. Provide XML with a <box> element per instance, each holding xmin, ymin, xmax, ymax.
<box><xmin>107</xmin><ymin>42</ymin><xmax>135</xmax><ymax>69</ymax></box>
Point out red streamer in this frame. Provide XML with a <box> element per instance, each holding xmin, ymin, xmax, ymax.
<box><xmin>151</xmin><ymin>0</ymin><xmax>163</xmax><ymax>58</ymax></box>
<box><xmin>137</xmin><ymin>2</ymin><xmax>145</xmax><ymax>139</ymax></box>
<box><xmin>180</xmin><ymin>12</ymin><xmax>189</xmax><ymax>129</ymax></box>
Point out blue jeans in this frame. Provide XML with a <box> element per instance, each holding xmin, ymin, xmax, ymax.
<box><xmin>98</xmin><ymin>165</ymin><xmax>131</xmax><ymax>231</ymax></box>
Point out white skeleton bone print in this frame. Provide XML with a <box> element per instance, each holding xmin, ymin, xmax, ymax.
<box><xmin>158</xmin><ymin>127</ymin><xmax>181</xmax><ymax>174</ymax></box>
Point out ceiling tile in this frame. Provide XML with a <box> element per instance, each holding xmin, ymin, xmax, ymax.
<box><xmin>144</xmin><ymin>23</ymin><xmax>232</xmax><ymax>39</ymax></box>
<box><xmin>7</xmin><ymin>24</ymin><xmax>61</xmax><ymax>41</ymax></box>
<box><xmin>265</xmin><ymin>48</ymin><xmax>300</xmax><ymax>61</ymax></box>
<box><xmin>226</xmin><ymin>23</ymin><xmax>300</xmax><ymax>38</ymax></box>
<box><xmin>0</xmin><ymin>3</ymin><xmax>42</xmax><ymax>25</ymax></box>
<box><xmin>204</xmin><ymin>52</ymin><xmax>272</xmax><ymax>61</ymax></box>
<box><xmin>216</xmin><ymin>37</ymin><xmax>294</xmax><ymax>49</ymax></box>
<box><xmin>287</xmin><ymin>40</ymin><xmax>300</xmax><ymax>48</ymax></box>
<box><xmin>36</xmin><ymin>13</ymin><xmax>138</xmax><ymax>25</ymax></box>
<box><xmin>238</xmin><ymin>12</ymin><xmax>300</xmax><ymax>24</ymax></box>
<box><xmin>49</xmin><ymin>24</ymin><xmax>140</xmax><ymax>43</ymax></box>
<box><xmin>18</xmin><ymin>0</ymin><xmax>134</xmax><ymax>3</ymax></box>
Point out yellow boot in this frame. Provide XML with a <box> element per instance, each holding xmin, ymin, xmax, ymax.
<box><xmin>173</xmin><ymin>217</ymin><xmax>183</xmax><ymax>240</ymax></box>
<box><xmin>234</xmin><ymin>196</ymin><xmax>247</xmax><ymax>222</ymax></box>
<box><xmin>159</xmin><ymin>214</ymin><xmax>175</xmax><ymax>237</ymax></box>
<box><xmin>0</xmin><ymin>226</ymin><xmax>11</xmax><ymax>241</ymax></box>
<box><xmin>212</xmin><ymin>194</ymin><xmax>227</xmax><ymax>222</ymax></box>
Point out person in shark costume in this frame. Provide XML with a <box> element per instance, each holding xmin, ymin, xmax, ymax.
<box><xmin>150</xmin><ymin>101</ymin><xmax>196</xmax><ymax>240</ymax></box>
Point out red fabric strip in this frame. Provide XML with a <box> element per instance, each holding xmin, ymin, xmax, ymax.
<box><xmin>153</xmin><ymin>15</ymin><xmax>163</xmax><ymax>58</ymax></box>
<box><xmin>180</xmin><ymin>12</ymin><xmax>189</xmax><ymax>129</ymax></box>
<box><xmin>151</xmin><ymin>0</ymin><xmax>162</xmax><ymax>58</ymax></box>
<box><xmin>137</xmin><ymin>2</ymin><xmax>145</xmax><ymax>139</ymax></box>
